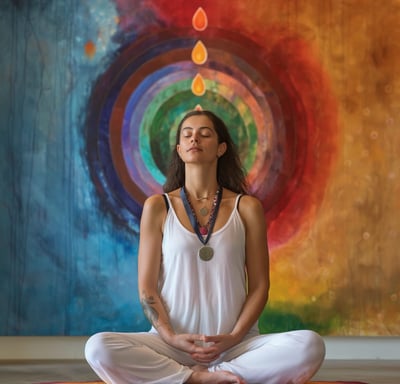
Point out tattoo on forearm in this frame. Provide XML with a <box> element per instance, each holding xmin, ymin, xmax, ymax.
<box><xmin>140</xmin><ymin>292</ymin><xmax>159</xmax><ymax>325</ymax></box>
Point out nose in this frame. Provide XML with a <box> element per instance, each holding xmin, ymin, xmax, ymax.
<box><xmin>191</xmin><ymin>135</ymin><xmax>199</xmax><ymax>143</ymax></box>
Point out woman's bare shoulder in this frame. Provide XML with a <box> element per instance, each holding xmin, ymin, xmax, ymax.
<box><xmin>142</xmin><ymin>194</ymin><xmax>169</xmax><ymax>220</ymax></box>
<box><xmin>143</xmin><ymin>189</ymin><xmax>181</xmax><ymax>212</ymax></box>
<box><xmin>237</xmin><ymin>194</ymin><xmax>265</xmax><ymax>222</ymax></box>
<box><xmin>140</xmin><ymin>194</ymin><xmax>169</xmax><ymax>232</ymax></box>
<box><xmin>238</xmin><ymin>194</ymin><xmax>263</xmax><ymax>209</ymax></box>
<box><xmin>144</xmin><ymin>194</ymin><xmax>165</xmax><ymax>208</ymax></box>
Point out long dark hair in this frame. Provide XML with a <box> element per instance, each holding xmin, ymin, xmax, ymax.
<box><xmin>163</xmin><ymin>110</ymin><xmax>248</xmax><ymax>194</ymax></box>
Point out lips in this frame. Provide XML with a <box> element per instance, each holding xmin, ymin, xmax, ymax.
<box><xmin>188</xmin><ymin>146</ymin><xmax>202</xmax><ymax>152</ymax></box>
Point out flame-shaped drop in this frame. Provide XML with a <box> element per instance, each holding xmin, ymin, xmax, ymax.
<box><xmin>191</xmin><ymin>40</ymin><xmax>208</xmax><ymax>65</ymax></box>
<box><xmin>84</xmin><ymin>40</ymin><xmax>96</xmax><ymax>59</ymax></box>
<box><xmin>192</xmin><ymin>7</ymin><xmax>208</xmax><ymax>31</ymax></box>
<box><xmin>194</xmin><ymin>104</ymin><xmax>203</xmax><ymax>111</ymax></box>
<box><xmin>191</xmin><ymin>74</ymin><xmax>206</xmax><ymax>96</ymax></box>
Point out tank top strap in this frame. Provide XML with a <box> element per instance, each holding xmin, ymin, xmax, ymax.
<box><xmin>235</xmin><ymin>193</ymin><xmax>243</xmax><ymax>210</ymax></box>
<box><xmin>162</xmin><ymin>193</ymin><xmax>170</xmax><ymax>211</ymax></box>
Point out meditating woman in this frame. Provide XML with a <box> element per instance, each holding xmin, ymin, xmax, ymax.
<box><xmin>85</xmin><ymin>110</ymin><xmax>325</xmax><ymax>383</ymax></box>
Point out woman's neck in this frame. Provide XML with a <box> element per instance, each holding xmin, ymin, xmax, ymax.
<box><xmin>184</xmin><ymin>168</ymin><xmax>218</xmax><ymax>201</ymax></box>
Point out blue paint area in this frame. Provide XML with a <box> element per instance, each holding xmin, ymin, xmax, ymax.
<box><xmin>0</xmin><ymin>1</ymin><xmax>149</xmax><ymax>335</ymax></box>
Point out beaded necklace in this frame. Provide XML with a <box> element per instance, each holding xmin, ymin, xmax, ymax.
<box><xmin>180</xmin><ymin>186</ymin><xmax>223</xmax><ymax>261</ymax></box>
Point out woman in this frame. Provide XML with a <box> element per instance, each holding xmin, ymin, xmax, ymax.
<box><xmin>85</xmin><ymin>110</ymin><xmax>325</xmax><ymax>383</ymax></box>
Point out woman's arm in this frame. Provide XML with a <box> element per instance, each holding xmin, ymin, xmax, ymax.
<box><xmin>232</xmin><ymin>194</ymin><xmax>270</xmax><ymax>340</ymax></box>
<box><xmin>138</xmin><ymin>195</ymin><xmax>175</xmax><ymax>342</ymax></box>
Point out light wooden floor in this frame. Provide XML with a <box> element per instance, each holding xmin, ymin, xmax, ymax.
<box><xmin>0</xmin><ymin>359</ymin><xmax>399</xmax><ymax>384</ymax></box>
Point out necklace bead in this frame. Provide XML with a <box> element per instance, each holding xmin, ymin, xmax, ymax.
<box><xmin>199</xmin><ymin>226</ymin><xmax>208</xmax><ymax>235</ymax></box>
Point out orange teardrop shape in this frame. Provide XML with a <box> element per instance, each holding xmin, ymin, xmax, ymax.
<box><xmin>191</xmin><ymin>40</ymin><xmax>208</xmax><ymax>65</ymax></box>
<box><xmin>194</xmin><ymin>104</ymin><xmax>203</xmax><ymax>111</ymax></box>
<box><xmin>191</xmin><ymin>74</ymin><xmax>206</xmax><ymax>96</ymax></box>
<box><xmin>192</xmin><ymin>7</ymin><xmax>208</xmax><ymax>31</ymax></box>
<box><xmin>84</xmin><ymin>40</ymin><xmax>96</xmax><ymax>59</ymax></box>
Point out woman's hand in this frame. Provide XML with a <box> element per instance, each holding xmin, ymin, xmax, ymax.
<box><xmin>167</xmin><ymin>333</ymin><xmax>222</xmax><ymax>363</ymax></box>
<box><xmin>170</xmin><ymin>333</ymin><xmax>240</xmax><ymax>363</ymax></box>
<box><xmin>198</xmin><ymin>334</ymin><xmax>239</xmax><ymax>358</ymax></box>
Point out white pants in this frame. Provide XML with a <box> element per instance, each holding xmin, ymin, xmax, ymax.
<box><xmin>85</xmin><ymin>330</ymin><xmax>325</xmax><ymax>384</ymax></box>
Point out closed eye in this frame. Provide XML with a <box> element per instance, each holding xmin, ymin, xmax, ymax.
<box><xmin>181</xmin><ymin>126</ymin><xmax>214</xmax><ymax>139</ymax></box>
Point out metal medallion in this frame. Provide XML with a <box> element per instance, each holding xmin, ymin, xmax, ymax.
<box><xmin>198</xmin><ymin>246</ymin><xmax>214</xmax><ymax>261</ymax></box>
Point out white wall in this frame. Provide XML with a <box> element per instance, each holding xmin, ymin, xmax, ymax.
<box><xmin>0</xmin><ymin>337</ymin><xmax>399</xmax><ymax>360</ymax></box>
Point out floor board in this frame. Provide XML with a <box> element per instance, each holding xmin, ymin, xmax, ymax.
<box><xmin>313</xmin><ymin>360</ymin><xmax>400</xmax><ymax>384</ymax></box>
<box><xmin>0</xmin><ymin>359</ymin><xmax>399</xmax><ymax>384</ymax></box>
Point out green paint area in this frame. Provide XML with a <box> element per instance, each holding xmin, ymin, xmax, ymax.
<box><xmin>143</xmin><ymin>85</ymin><xmax>257</xmax><ymax>181</ymax></box>
<box><xmin>259</xmin><ymin>303</ymin><xmax>343</xmax><ymax>335</ymax></box>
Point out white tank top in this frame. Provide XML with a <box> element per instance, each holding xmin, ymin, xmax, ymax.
<box><xmin>151</xmin><ymin>193</ymin><xmax>259</xmax><ymax>337</ymax></box>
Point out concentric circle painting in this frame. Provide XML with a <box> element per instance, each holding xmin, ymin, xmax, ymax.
<box><xmin>85</xmin><ymin>11</ymin><xmax>337</xmax><ymax>248</ymax></box>
<box><xmin>84</xmin><ymin>3</ymin><xmax>340</xmax><ymax>333</ymax></box>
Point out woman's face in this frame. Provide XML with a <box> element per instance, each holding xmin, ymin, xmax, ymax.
<box><xmin>176</xmin><ymin>115</ymin><xmax>226</xmax><ymax>164</ymax></box>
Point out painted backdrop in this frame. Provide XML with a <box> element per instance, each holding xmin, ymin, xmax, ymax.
<box><xmin>0</xmin><ymin>0</ymin><xmax>399</xmax><ymax>335</ymax></box>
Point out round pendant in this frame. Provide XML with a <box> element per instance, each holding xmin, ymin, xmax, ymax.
<box><xmin>199</xmin><ymin>206</ymin><xmax>209</xmax><ymax>216</ymax></box>
<box><xmin>199</xmin><ymin>246</ymin><xmax>214</xmax><ymax>261</ymax></box>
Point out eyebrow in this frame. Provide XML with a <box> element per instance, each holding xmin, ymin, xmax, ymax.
<box><xmin>181</xmin><ymin>125</ymin><xmax>213</xmax><ymax>131</ymax></box>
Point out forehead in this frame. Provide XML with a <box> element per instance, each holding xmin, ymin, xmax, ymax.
<box><xmin>181</xmin><ymin>115</ymin><xmax>214</xmax><ymax>130</ymax></box>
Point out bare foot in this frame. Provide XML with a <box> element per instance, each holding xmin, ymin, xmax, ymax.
<box><xmin>186</xmin><ymin>365</ymin><xmax>246</xmax><ymax>384</ymax></box>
